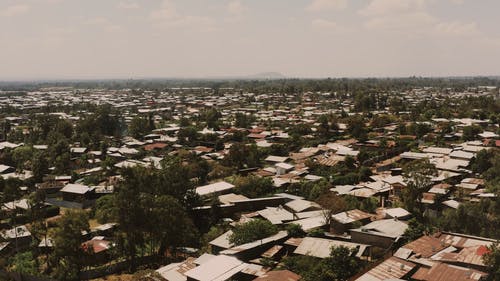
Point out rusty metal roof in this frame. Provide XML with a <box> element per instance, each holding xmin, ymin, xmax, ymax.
<box><xmin>431</xmin><ymin>245</ymin><xmax>488</xmax><ymax>268</ymax></box>
<box><xmin>402</xmin><ymin>236</ymin><xmax>448</xmax><ymax>258</ymax></box>
<box><xmin>355</xmin><ymin>257</ymin><xmax>416</xmax><ymax>281</ymax></box>
<box><xmin>411</xmin><ymin>262</ymin><xmax>487</xmax><ymax>281</ymax></box>
<box><xmin>253</xmin><ymin>270</ymin><xmax>301</xmax><ymax>281</ymax></box>
<box><xmin>437</xmin><ymin>233</ymin><xmax>495</xmax><ymax>249</ymax></box>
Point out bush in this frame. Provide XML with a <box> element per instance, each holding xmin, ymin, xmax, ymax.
<box><xmin>286</xmin><ymin>223</ymin><xmax>306</xmax><ymax>238</ymax></box>
<box><xmin>229</xmin><ymin>219</ymin><xmax>278</xmax><ymax>245</ymax></box>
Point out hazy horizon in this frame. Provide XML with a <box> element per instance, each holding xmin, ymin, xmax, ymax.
<box><xmin>2</xmin><ymin>0</ymin><xmax>500</xmax><ymax>80</ymax></box>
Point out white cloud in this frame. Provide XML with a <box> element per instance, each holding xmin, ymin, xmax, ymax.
<box><xmin>150</xmin><ymin>0</ymin><xmax>178</xmax><ymax>21</ymax></box>
<box><xmin>117</xmin><ymin>1</ymin><xmax>140</xmax><ymax>10</ymax></box>
<box><xmin>435</xmin><ymin>21</ymin><xmax>478</xmax><ymax>36</ymax></box>
<box><xmin>0</xmin><ymin>4</ymin><xmax>30</xmax><ymax>17</ymax></box>
<box><xmin>311</xmin><ymin>19</ymin><xmax>338</xmax><ymax>29</ymax></box>
<box><xmin>307</xmin><ymin>0</ymin><xmax>347</xmax><ymax>12</ymax></box>
<box><xmin>363</xmin><ymin>11</ymin><xmax>435</xmax><ymax>33</ymax></box>
<box><xmin>84</xmin><ymin>17</ymin><xmax>109</xmax><ymax>25</ymax></box>
<box><xmin>359</xmin><ymin>0</ymin><xmax>481</xmax><ymax>39</ymax></box>
<box><xmin>150</xmin><ymin>0</ymin><xmax>216</xmax><ymax>31</ymax></box>
<box><xmin>83</xmin><ymin>17</ymin><xmax>123</xmax><ymax>33</ymax></box>
<box><xmin>227</xmin><ymin>0</ymin><xmax>247</xmax><ymax>16</ymax></box>
<box><xmin>358</xmin><ymin>0</ymin><xmax>426</xmax><ymax>16</ymax></box>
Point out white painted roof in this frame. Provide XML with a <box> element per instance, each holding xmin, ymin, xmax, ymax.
<box><xmin>265</xmin><ymin>155</ymin><xmax>288</xmax><ymax>163</ymax></box>
<box><xmin>61</xmin><ymin>183</ymin><xmax>91</xmax><ymax>194</ymax></box>
<box><xmin>195</xmin><ymin>181</ymin><xmax>234</xmax><ymax>197</ymax></box>
<box><xmin>422</xmin><ymin>147</ymin><xmax>453</xmax><ymax>155</ymax></box>
<box><xmin>275</xmin><ymin>162</ymin><xmax>294</xmax><ymax>170</ymax></box>
<box><xmin>285</xmin><ymin>199</ymin><xmax>321</xmax><ymax>213</ymax></box>
<box><xmin>258</xmin><ymin>207</ymin><xmax>294</xmax><ymax>224</ymax></box>
<box><xmin>185</xmin><ymin>255</ymin><xmax>243</xmax><ymax>281</ymax></box>
<box><xmin>294</xmin><ymin>237</ymin><xmax>368</xmax><ymax>258</ymax></box>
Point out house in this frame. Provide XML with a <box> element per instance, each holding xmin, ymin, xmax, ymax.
<box><xmin>284</xmin><ymin>199</ymin><xmax>321</xmax><ymax>213</ymax></box>
<box><xmin>331</xmin><ymin>209</ymin><xmax>372</xmax><ymax>234</ymax></box>
<box><xmin>70</xmin><ymin>147</ymin><xmax>87</xmax><ymax>155</ymax></box>
<box><xmin>355</xmin><ymin>257</ymin><xmax>417</xmax><ymax>281</ymax></box>
<box><xmin>411</xmin><ymin>262</ymin><xmax>487</xmax><ymax>281</ymax></box>
<box><xmin>395</xmin><ymin>235</ymin><xmax>448</xmax><ymax>260</ymax></box>
<box><xmin>156</xmin><ymin>257</ymin><xmax>198</xmax><ymax>281</ymax></box>
<box><xmin>1</xmin><ymin>225</ymin><xmax>32</xmax><ymax>249</ymax></box>
<box><xmin>220</xmin><ymin>231</ymin><xmax>289</xmax><ymax>261</ymax></box>
<box><xmin>195</xmin><ymin>181</ymin><xmax>235</xmax><ymax>198</ymax></box>
<box><xmin>381</xmin><ymin>207</ymin><xmax>412</xmax><ymax>220</ymax></box>
<box><xmin>184</xmin><ymin>255</ymin><xmax>266</xmax><ymax>281</ymax></box>
<box><xmin>0</xmin><ymin>164</ymin><xmax>15</xmax><ymax>174</ymax></box>
<box><xmin>82</xmin><ymin>236</ymin><xmax>113</xmax><ymax>263</ymax></box>
<box><xmin>264</xmin><ymin>156</ymin><xmax>289</xmax><ymax>163</ymax></box>
<box><xmin>209</xmin><ymin>230</ymin><xmax>234</xmax><ymax>254</ymax></box>
<box><xmin>293</xmin><ymin>237</ymin><xmax>370</xmax><ymax>259</ymax></box>
<box><xmin>275</xmin><ymin>163</ymin><xmax>294</xmax><ymax>175</ymax></box>
<box><xmin>350</xmin><ymin>219</ymin><xmax>408</xmax><ymax>248</ymax></box>
<box><xmin>60</xmin><ymin>183</ymin><xmax>94</xmax><ymax>202</ymax></box>
<box><xmin>252</xmin><ymin>270</ymin><xmax>301</xmax><ymax>281</ymax></box>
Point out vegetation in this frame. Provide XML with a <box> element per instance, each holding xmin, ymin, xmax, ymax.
<box><xmin>281</xmin><ymin>246</ymin><xmax>362</xmax><ymax>281</ymax></box>
<box><xmin>228</xmin><ymin>220</ymin><xmax>279</xmax><ymax>245</ymax></box>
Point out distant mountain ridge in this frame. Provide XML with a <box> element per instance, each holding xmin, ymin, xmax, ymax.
<box><xmin>245</xmin><ymin>72</ymin><xmax>286</xmax><ymax>79</ymax></box>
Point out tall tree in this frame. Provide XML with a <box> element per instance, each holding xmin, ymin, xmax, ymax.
<box><xmin>403</xmin><ymin>159</ymin><xmax>437</xmax><ymax>217</ymax></box>
<box><xmin>51</xmin><ymin>210</ymin><xmax>89</xmax><ymax>281</ymax></box>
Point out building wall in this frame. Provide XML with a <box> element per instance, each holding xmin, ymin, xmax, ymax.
<box><xmin>350</xmin><ymin>231</ymin><xmax>395</xmax><ymax>249</ymax></box>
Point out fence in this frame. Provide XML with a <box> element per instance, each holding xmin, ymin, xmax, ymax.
<box><xmin>79</xmin><ymin>255</ymin><xmax>160</xmax><ymax>280</ymax></box>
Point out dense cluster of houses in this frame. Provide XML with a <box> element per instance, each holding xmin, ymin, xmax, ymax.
<box><xmin>0</xmin><ymin>85</ymin><xmax>498</xmax><ymax>280</ymax></box>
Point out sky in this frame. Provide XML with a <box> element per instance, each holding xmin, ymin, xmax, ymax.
<box><xmin>1</xmin><ymin>0</ymin><xmax>500</xmax><ymax>80</ymax></box>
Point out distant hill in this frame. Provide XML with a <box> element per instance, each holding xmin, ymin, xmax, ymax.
<box><xmin>245</xmin><ymin>72</ymin><xmax>286</xmax><ymax>79</ymax></box>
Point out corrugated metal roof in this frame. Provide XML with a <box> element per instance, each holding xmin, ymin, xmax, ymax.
<box><xmin>332</xmin><ymin>209</ymin><xmax>372</xmax><ymax>224</ymax></box>
<box><xmin>402</xmin><ymin>236</ymin><xmax>448</xmax><ymax>258</ymax></box>
<box><xmin>285</xmin><ymin>199</ymin><xmax>321</xmax><ymax>213</ymax></box>
<box><xmin>209</xmin><ymin>230</ymin><xmax>234</xmax><ymax>249</ymax></box>
<box><xmin>185</xmin><ymin>255</ymin><xmax>243</xmax><ymax>281</ymax></box>
<box><xmin>252</xmin><ymin>270</ymin><xmax>301</xmax><ymax>281</ymax></box>
<box><xmin>411</xmin><ymin>262</ymin><xmax>487</xmax><ymax>281</ymax></box>
<box><xmin>353</xmin><ymin>219</ymin><xmax>408</xmax><ymax>239</ymax></box>
<box><xmin>195</xmin><ymin>181</ymin><xmax>235</xmax><ymax>196</ymax></box>
<box><xmin>220</xmin><ymin>231</ymin><xmax>288</xmax><ymax>255</ymax></box>
<box><xmin>431</xmin><ymin>245</ymin><xmax>488</xmax><ymax>267</ymax></box>
<box><xmin>294</xmin><ymin>237</ymin><xmax>369</xmax><ymax>258</ymax></box>
<box><xmin>355</xmin><ymin>257</ymin><xmax>416</xmax><ymax>281</ymax></box>
<box><xmin>437</xmin><ymin>233</ymin><xmax>495</xmax><ymax>249</ymax></box>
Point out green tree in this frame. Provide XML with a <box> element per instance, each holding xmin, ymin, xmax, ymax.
<box><xmin>52</xmin><ymin>210</ymin><xmax>89</xmax><ymax>281</ymax></box>
<box><xmin>201</xmin><ymin>108</ymin><xmax>222</xmax><ymax>129</ymax></box>
<box><xmin>483</xmin><ymin>243</ymin><xmax>500</xmax><ymax>281</ymax></box>
<box><xmin>234</xmin><ymin>175</ymin><xmax>273</xmax><ymax>198</ymax></box>
<box><xmin>129</xmin><ymin>116</ymin><xmax>152</xmax><ymax>139</ymax></box>
<box><xmin>347</xmin><ymin>116</ymin><xmax>367</xmax><ymax>141</ymax></box>
<box><xmin>403</xmin><ymin>159</ymin><xmax>437</xmax><ymax>216</ymax></box>
<box><xmin>12</xmin><ymin>146</ymin><xmax>35</xmax><ymax>171</ymax></box>
<box><xmin>94</xmin><ymin>194</ymin><xmax>117</xmax><ymax>224</ymax></box>
<box><xmin>286</xmin><ymin>223</ymin><xmax>306</xmax><ymax>238</ymax></box>
<box><xmin>177</xmin><ymin>127</ymin><xmax>199</xmax><ymax>145</ymax></box>
<box><xmin>462</xmin><ymin>125</ymin><xmax>483</xmax><ymax>141</ymax></box>
<box><xmin>316</xmin><ymin>193</ymin><xmax>347</xmax><ymax>228</ymax></box>
<box><xmin>229</xmin><ymin>219</ymin><xmax>278</xmax><ymax>245</ymax></box>
<box><xmin>145</xmin><ymin>195</ymin><xmax>198</xmax><ymax>256</ymax></box>
<box><xmin>402</xmin><ymin>218</ymin><xmax>426</xmax><ymax>243</ymax></box>
<box><xmin>234</xmin><ymin>113</ymin><xmax>255</xmax><ymax>128</ymax></box>
<box><xmin>32</xmin><ymin>152</ymin><xmax>49</xmax><ymax>182</ymax></box>
<box><xmin>223</xmin><ymin>143</ymin><xmax>261</xmax><ymax>169</ymax></box>
<box><xmin>8</xmin><ymin>252</ymin><xmax>38</xmax><ymax>275</ymax></box>
<box><xmin>321</xmin><ymin>246</ymin><xmax>361</xmax><ymax>281</ymax></box>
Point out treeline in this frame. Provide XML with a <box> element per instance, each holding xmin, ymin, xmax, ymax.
<box><xmin>1</xmin><ymin>77</ymin><xmax>500</xmax><ymax>92</ymax></box>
